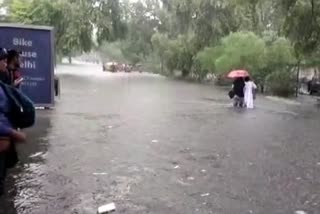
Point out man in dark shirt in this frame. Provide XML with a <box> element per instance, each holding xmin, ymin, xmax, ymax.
<box><xmin>4</xmin><ymin>50</ymin><xmax>21</xmax><ymax>180</ymax></box>
<box><xmin>233</xmin><ymin>77</ymin><xmax>245</xmax><ymax>107</ymax></box>
<box><xmin>0</xmin><ymin>47</ymin><xmax>8</xmax><ymax>196</ymax></box>
<box><xmin>0</xmin><ymin>48</ymin><xmax>21</xmax><ymax>196</ymax></box>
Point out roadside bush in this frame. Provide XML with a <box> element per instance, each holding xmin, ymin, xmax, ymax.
<box><xmin>99</xmin><ymin>42</ymin><xmax>126</xmax><ymax>63</ymax></box>
<box><xmin>215</xmin><ymin>75</ymin><xmax>233</xmax><ymax>86</ymax></box>
<box><xmin>266</xmin><ymin>70</ymin><xmax>296</xmax><ymax>97</ymax></box>
<box><xmin>142</xmin><ymin>54</ymin><xmax>162</xmax><ymax>74</ymax></box>
<box><xmin>214</xmin><ymin>31</ymin><xmax>267</xmax><ymax>76</ymax></box>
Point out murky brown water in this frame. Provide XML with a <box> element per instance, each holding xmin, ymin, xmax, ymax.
<box><xmin>1</xmin><ymin>63</ymin><xmax>320</xmax><ymax>214</ymax></box>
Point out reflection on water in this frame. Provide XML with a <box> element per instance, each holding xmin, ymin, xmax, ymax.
<box><xmin>2</xmin><ymin>111</ymin><xmax>52</xmax><ymax>214</ymax></box>
<box><xmin>56</xmin><ymin>61</ymin><xmax>162</xmax><ymax>79</ymax></box>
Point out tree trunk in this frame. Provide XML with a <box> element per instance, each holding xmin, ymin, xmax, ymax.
<box><xmin>260</xmin><ymin>84</ymin><xmax>265</xmax><ymax>94</ymax></box>
<box><xmin>182</xmin><ymin>69</ymin><xmax>188</xmax><ymax>77</ymax></box>
<box><xmin>249</xmin><ymin>0</ymin><xmax>259</xmax><ymax>33</ymax></box>
<box><xmin>160</xmin><ymin>56</ymin><xmax>164</xmax><ymax>74</ymax></box>
<box><xmin>68</xmin><ymin>55</ymin><xmax>72</xmax><ymax>64</ymax></box>
<box><xmin>295</xmin><ymin>62</ymin><xmax>301</xmax><ymax>97</ymax></box>
<box><xmin>56</xmin><ymin>54</ymin><xmax>63</xmax><ymax>64</ymax></box>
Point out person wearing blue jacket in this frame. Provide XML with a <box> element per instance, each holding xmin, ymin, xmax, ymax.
<box><xmin>0</xmin><ymin>48</ymin><xmax>26</xmax><ymax>196</ymax></box>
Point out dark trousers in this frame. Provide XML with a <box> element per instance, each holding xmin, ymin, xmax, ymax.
<box><xmin>233</xmin><ymin>96</ymin><xmax>244</xmax><ymax>107</ymax></box>
<box><xmin>0</xmin><ymin>152</ymin><xmax>6</xmax><ymax>196</ymax></box>
<box><xmin>0</xmin><ymin>142</ymin><xmax>18</xmax><ymax>196</ymax></box>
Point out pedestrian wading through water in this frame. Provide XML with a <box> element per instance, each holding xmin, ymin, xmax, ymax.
<box><xmin>0</xmin><ymin>47</ymin><xmax>35</xmax><ymax>196</ymax></box>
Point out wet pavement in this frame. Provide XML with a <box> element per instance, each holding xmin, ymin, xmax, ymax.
<box><xmin>1</xmin><ymin>63</ymin><xmax>320</xmax><ymax>214</ymax></box>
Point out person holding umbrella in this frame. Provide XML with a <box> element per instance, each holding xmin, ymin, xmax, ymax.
<box><xmin>232</xmin><ymin>78</ymin><xmax>245</xmax><ymax>107</ymax></box>
<box><xmin>228</xmin><ymin>70</ymin><xmax>249</xmax><ymax>108</ymax></box>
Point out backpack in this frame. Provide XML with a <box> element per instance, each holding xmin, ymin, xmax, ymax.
<box><xmin>0</xmin><ymin>82</ymin><xmax>35</xmax><ymax>129</ymax></box>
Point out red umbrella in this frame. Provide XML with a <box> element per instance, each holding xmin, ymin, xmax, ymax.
<box><xmin>227</xmin><ymin>70</ymin><xmax>249</xmax><ymax>78</ymax></box>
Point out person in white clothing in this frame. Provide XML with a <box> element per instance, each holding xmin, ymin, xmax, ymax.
<box><xmin>244</xmin><ymin>76</ymin><xmax>257</xmax><ymax>109</ymax></box>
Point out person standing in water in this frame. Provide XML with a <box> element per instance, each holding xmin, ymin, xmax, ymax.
<box><xmin>0</xmin><ymin>48</ymin><xmax>26</xmax><ymax>196</ymax></box>
<box><xmin>232</xmin><ymin>77</ymin><xmax>245</xmax><ymax>108</ymax></box>
<box><xmin>244</xmin><ymin>76</ymin><xmax>257</xmax><ymax>109</ymax></box>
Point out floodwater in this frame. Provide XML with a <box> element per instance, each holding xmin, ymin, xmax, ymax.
<box><xmin>1</xmin><ymin>63</ymin><xmax>320</xmax><ymax>214</ymax></box>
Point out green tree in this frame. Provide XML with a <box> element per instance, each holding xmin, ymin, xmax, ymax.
<box><xmin>266</xmin><ymin>37</ymin><xmax>296</xmax><ymax>68</ymax></box>
<box><xmin>258</xmin><ymin>37</ymin><xmax>296</xmax><ymax>92</ymax></box>
<box><xmin>118</xmin><ymin>0</ymin><xmax>163</xmax><ymax>64</ymax></box>
<box><xmin>58</xmin><ymin>0</ymin><xmax>93</xmax><ymax>62</ymax></box>
<box><xmin>6</xmin><ymin>0</ymin><xmax>94</xmax><ymax>62</ymax></box>
<box><xmin>192</xmin><ymin>0</ymin><xmax>237</xmax><ymax>50</ymax></box>
<box><xmin>266</xmin><ymin>70</ymin><xmax>296</xmax><ymax>97</ymax></box>
<box><xmin>214</xmin><ymin>31</ymin><xmax>266</xmax><ymax>77</ymax></box>
<box><xmin>281</xmin><ymin>0</ymin><xmax>320</xmax><ymax>59</ymax></box>
<box><xmin>92</xmin><ymin>0</ymin><xmax>127</xmax><ymax>44</ymax></box>
<box><xmin>151</xmin><ymin>33</ymin><xmax>169</xmax><ymax>73</ymax></box>
<box><xmin>5</xmin><ymin>0</ymin><xmax>129</xmax><ymax>62</ymax></box>
<box><xmin>99</xmin><ymin>41</ymin><xmax>126</xmax><ymax>63</ymax></box>
<box><xmin>163</xmin><ymin>39</ymin><xmax>180</xmax><ymax>73</ymax></box>
<box><xmin>195</xmin><ymin>46</ymin><xmax>223</xmax><ymax>75</ymax></box>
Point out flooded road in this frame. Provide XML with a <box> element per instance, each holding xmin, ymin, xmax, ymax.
<box><xmin>1</xmin><ymin>63</ymin><xmax>320</xmax><ymax>214</ymax></box>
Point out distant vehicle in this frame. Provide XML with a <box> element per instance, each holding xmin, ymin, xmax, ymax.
<box><xmin>102</xmin><ymin>62</ymin><xmax>117</xmax><ymax>73</ymax></box>
<box><xmin>124</xmin><ymin>64</ymin><xmax>133</xmax><ymax>73</ymax></box>
<box><xmin>308</xmin><ymin>79</ymin><xmax>320</xmax><ymax>95</ymax></box>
